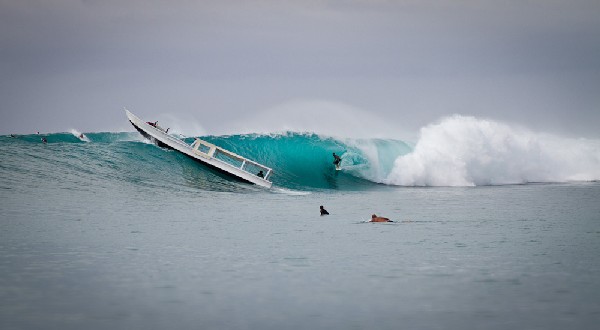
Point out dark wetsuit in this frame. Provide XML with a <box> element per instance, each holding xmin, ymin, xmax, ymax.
<box><xmin>333</xmin><ymin>154</ymin><xmax>341</xmax><ymax>166</ymax></box>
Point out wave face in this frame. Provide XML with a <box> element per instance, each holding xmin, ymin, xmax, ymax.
<box><xmin>196</xmin><ymin>133</ymin><xmax>412</xmax><ymax>190</ymax></box>
<box><xmin>0</xmin><ymin>131</ymin><xmax>411</xmax><ymax>191</ymax></box>
<box><xmin>2</xmin><ymin>117</ymin><xmax>599</xmax><ymax>192</ymax></box>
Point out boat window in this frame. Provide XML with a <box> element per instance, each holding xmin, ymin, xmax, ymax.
<box><xmin>197</xmin><ymin>143</ymin><xmax>211</xmax><ymax>154</ymax></box>
<box><xmin>192</xmin><ymin>139</ymin><xmax>213</xmax><ymax>154</ymax></box>
<box><xmin>241</xmin><ymin>162</ymin><xmax>267</xmax><ymax>178</ymax></box>
<box><xmin>213</xmin><ymin>149</ymin><xmax>244</xmax><ymax>168</ymax></box>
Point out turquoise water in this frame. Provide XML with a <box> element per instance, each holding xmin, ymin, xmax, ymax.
<box><xmin>1</xmin><ymin>131</ymin><xmax>599</xmax><ymax>329</ymax></box>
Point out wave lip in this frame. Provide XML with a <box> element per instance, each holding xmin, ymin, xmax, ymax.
<box><xmin>384</xmin><ymin>115</ymin><xmax>600</xmax><ymax>186</ymax></box>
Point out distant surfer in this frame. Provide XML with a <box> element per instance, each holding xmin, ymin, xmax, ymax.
<box><xmin>10</xmin><ymin>134</ymin><xmax>15</xmax><ymax>138</ymax></box>
<box><xmin>320</xmin><ymin>205</ymin><xmax>329</xmax><ymax>216</ymax></box>
<box><xmin>41</xmin><ymin>137</ymin><xmax>47</xmax><ymax>143</ymax></box>
<box><xmin>147</xmin><ymin>121</ymin><xmax>158</xmax><ymax>127</ymax></box>
<box><xmin>369</xmin><ymin>214</ymin><xmax>392</xmax><ymax>223</ymax></box>
<box><xmin>257</xmin><ymin>170</ymin><xmax>264</xmax><ymax>178</ymax></box>
<box><xmin>79</xmin><ymin>133</ymin><xmax>85</xmax><ymax>139</ymax></box>
<box><xmin>333</xmin><ymin>152</ymin><xmax>341</xmax><ymax>169</ymax></box>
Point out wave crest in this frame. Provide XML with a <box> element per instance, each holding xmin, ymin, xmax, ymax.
<box><xmin>385</xmin><ymin>115</ymin><xmax>600</xmax><ymax>186</ymax></box>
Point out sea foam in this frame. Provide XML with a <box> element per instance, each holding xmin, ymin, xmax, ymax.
<box><xmin>384</xmin><ymin>115</ymin><xmax>600</xmax><ymax>186</ymax></box>
<box><xmin>70</xmin><ymin>129</ymin><xmax>90</xmax><ymax>142</ymax></box>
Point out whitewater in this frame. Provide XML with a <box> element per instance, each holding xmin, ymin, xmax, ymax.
<box><xmin>385</xmin><ymin>115</ymin><xmax>600</xmax><ymax>186</ymax></box>
<box><xmin>1</xmin><ymin>114</ymin><xmax>600</xmax><ymax>330</ymax></box>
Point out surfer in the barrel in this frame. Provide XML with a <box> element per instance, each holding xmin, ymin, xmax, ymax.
<box><xmin>369</xmin><ymin>214</ymin><xmax>393</xmax><ymax>223</ymax></box>
<box><xmin>332</xmin><ymin>152</ymin><xmax>341</xmax><ymax>169</ymax></box>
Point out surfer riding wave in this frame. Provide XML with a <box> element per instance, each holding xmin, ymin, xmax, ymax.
<box><xmin>333</xmin><ymin>152</ymin><xmax>341</xmax><ymax>169</ymax></box>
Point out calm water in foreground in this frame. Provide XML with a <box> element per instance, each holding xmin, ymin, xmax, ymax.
<box><xmin>1</xmin><ymin>180</ymin><xmax>599</xmax><ymax>330</ymax></box>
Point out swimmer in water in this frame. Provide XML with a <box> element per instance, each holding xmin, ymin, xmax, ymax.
<box><xmin>320</xmin><ymin>205</ymin><xmax>329</xmax><ymax>216</ymax></box>
<box><xmin>369</xmin><ymin>214</ymin><xmax>392</xmax><ymax>222</ymax></box>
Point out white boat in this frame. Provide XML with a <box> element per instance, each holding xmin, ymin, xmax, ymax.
<box><xmin>125</xmin><ymin>109</ymin><xmax>273</xmax><ymax>188</ymax></box>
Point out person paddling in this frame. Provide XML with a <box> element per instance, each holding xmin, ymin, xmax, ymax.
<box><xmin>369</xmin><ymin>214</ymin><xmax>392</xmax><ymax>222</ymax></box>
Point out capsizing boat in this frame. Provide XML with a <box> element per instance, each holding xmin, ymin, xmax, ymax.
<box><xmin>125</xmin><ymin>109</ymin><xmax>273</xmax><ymax>188</ymax></box>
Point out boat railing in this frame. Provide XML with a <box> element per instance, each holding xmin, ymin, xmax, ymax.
<box><xmin>163</xmin><ymin>134</ymin><xmax>190</xmax><ymax>149</ymax></box>
<box><xmin>143</xmin><ymin>123</ymin><xmax>192</xmax><ymax>150</ymax></box>
<box><xmin>191</xmin><ymin>138</ymin><xmax>272</xmax><ymax>181</ymax></box>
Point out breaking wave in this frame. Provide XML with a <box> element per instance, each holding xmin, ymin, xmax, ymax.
<box><xmin>2</xmin><ymin>115</ymin><xmax>599</xmax><ymax>191</ymax></box>
<box><xmin>384</xmin><ymin>115</ymin><xmax>600</xmax><ymax>186</ymax></box>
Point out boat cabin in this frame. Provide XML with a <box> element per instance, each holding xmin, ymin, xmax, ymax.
<box><xmin>191</xmin><ymin>138</ymin><xmax>272</xmax><ymax>181</ymax></box>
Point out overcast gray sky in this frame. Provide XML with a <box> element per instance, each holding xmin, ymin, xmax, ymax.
<box><xmin>1</xmin><ymin>0</ymin><xmax>599</xmax><ymax>138</ymax></box>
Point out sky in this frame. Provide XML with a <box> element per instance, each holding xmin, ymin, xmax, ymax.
<box><xmin>1</xmin><ymin>0</ymin><xmax>599</xmax><ymax>139</ymax></box>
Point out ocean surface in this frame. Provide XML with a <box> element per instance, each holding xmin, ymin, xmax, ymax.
<box><xmin>1</xmin><ymin>122</ymin><xmax>600</xmax><ymax>330</ymax></box>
